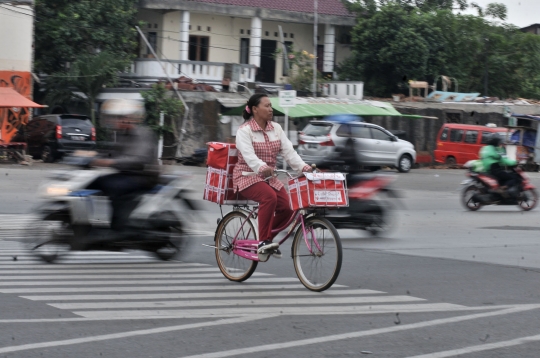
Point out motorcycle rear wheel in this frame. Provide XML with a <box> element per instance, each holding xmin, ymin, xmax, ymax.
<box><xmin>518</xmin><ymin>189</ymin><xmax>538</xmax><ymax>211</ymax></box>
<box><xmin>462</xmin><ymin>185</ymin><xmax>482</xmax><ymax>211</ymax></box>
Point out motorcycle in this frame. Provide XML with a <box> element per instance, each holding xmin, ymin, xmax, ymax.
<box><xmin>323</xmin><ymin>172</ymin><xmax>400</xmax><ymax>236</ymax></box>
<box><xmin>461</xmin><ymin>164</ymin><xmax>538</xmax><ymax>211</ymax></box>
<box><xmin>24</xmin><ymin>154</ymin><xmax>198</xmax><ymax>263</ymax></box>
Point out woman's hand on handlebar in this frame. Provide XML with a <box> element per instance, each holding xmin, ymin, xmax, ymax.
<box><xmin>260</xmin><ymin>167</ymin><xmax>274</xmax><ymax>179</ymax></box>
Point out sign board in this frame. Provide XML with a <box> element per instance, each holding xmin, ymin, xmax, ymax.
<box><xmin>279</xmin><ymin>90</ymin><xmax>297</xmax><ymax>108</ymax></box>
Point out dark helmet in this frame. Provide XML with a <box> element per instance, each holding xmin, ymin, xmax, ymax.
<box><xmin>487</xmin><ymin>135</ymin><xmax>502</xmax><ymax>146</ymax></box>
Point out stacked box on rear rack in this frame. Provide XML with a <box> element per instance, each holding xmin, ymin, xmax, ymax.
<box><xmin>203</xmin><ymin>142</ymin><xmax>252</xmax><ymax>205</ymax></box>
<box><xmin>288</xmin><ymin>173</ymin><xmax>348</xmax><ymax>210</ymax></box>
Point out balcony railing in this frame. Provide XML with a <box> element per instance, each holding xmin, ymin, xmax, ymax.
<box><xmin>128</xmin><ymin>59</ymin><xmax>257</xmax><ymax>83</ymax></box>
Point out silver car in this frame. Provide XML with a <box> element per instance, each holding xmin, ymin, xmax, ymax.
<box><xmin>297</xmin><ymin>120</ymin><xmax>416</xmax><ymax>173</ymax></box>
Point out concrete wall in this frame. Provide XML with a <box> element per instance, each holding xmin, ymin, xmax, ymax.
<box><xmin>0</xmin><ymin>5</ymin><xmax>33</xmax><ymax>72</ymax></box>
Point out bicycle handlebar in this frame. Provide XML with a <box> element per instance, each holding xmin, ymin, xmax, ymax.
<box><xmin>242</xmin><ymin>169</ymin><xmax>300</xmax><ymax>180</ymax></box>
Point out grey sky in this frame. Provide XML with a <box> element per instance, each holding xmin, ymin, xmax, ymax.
<box><xmin>463</xmin><ymin>0</ymin><xmax>539</xmax><ymax>28</ymax></box>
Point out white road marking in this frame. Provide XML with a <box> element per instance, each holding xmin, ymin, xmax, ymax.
<box><xmin>0</xmin><ymin>277</ymin><xmax>295</xmax><ymax>288</ymax></box>
<box><xmin>0</xmin><ymin>277</ymin><xmax>304</xmax><ymax>293</ymax></box>
<box><xmin>0</xmin><ymin>267</ymin><xmax>224</xmax><ymax>274</ymax></box>
<box><xmin>50</xmin><ymin>295</ymin><xmax>424</xmax><ymax>310</ymax></box>
<box><xmin>74</xmin><ymin>303</ymin><xmax>464</xmax><ymax>319</ymax></box>
<box><xmin>405</xmin><ymin>333</ymin><xmax>540</xmax><ymax>358</ymax></box>
<box><xmin>21</xmin><ymin>289</ymin><xmax>384</xmax><ymax>301</ymax></box>
<box><xmin>0</xmin><ymin>263</ymin><xmax>209</xmax><ymax>269</ymax></box>
<box><xmin>0</xmin><ymin>272</ymin><xmax>272</xmax><ymax>280</ymax></box>
<box><xmin>178</xmin><ymin>305</ymin><xmax>540</xmax><ymax>358</ymax></box>
<box><xmin>0</xmin><ymin>315</ymin><xmax>271</xmax><ymax>355</ymax></box>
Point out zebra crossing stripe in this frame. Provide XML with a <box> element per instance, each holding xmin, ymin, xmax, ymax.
<box><xmin>20</xmin><ymin>288</ymin><xmax>385</xmax><ymax>301</ymax></box>
<box><xmin>0</xmin><ymin>277</ymin><xmax>303</xmax><ymax>288</ymax></box>
<box><xmin>49</xmin><ymin>295</ymin><xmax>425</xmax><ymax>310</ymax></box>
<box><xmin>0</xmin><ymin>277</ymin><xmax>312</xmax><ymax>294</ymax></box>
<box><xmin>73</xmin><ymin>303</ymin><xmax>465</xmax><ymax>319</ymax></box>
<box><xmin>0</xmin><ymin>272</ymin><xmax>272</xmax><ymax>280</ymax></box>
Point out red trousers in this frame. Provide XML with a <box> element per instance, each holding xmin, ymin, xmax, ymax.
<box><xmin>240</xmin><ymin>182</ymin><xmax>293</xmax><ymax>242</ymax></box>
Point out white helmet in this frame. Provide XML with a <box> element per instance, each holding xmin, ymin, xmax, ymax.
<box><xmin>100</xmin><ymin>99</ymin><xmax>145</xmax><ymax>128</ymax></box>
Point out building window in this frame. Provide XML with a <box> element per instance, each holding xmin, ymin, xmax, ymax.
<box><xmin>189</xmin><ymin>25</ymin><xmax>192</xmax><ymax>30</ymax></box>
<box><xmin>154</xmin><ymin>24</ymin><xmax>158</xmax><ymax>28</ymax></box>
<box><xmin>147</xmin><ymin>24</ymin><xmax>151</xmax><ymax>29</ymax></box>
<box><xmin>207</xmin><ymin>26</ymin><xmax>211</xmax><ymax>31</ymax></box>
<box><xmin>290</xmin><ymin>33</ymin><xmax>294</xmax><ymax>38</ymax></box>
<box><xmin>147</xmin><ymin>32</ymin><xmax>157</xmax><ymax>54</ymax></box>
<box><xmin>189</xmin><ymin>36</ymin><xmax>209</xmax><ymax>61</ymax></box>
<box><xmin>284</xmin><ymin>33</ymin><xmax>288</xmax><ymax>38</ymax></box>
<box><xmin>240</xmin><ymin>29</ymin><xmax>244</xmax><ymax>34</ymax></box>
<box><xmin>274</xmin><ymin>32</ymin><xmax>278</xmax><ymax>37</ymax></box>
<box><xmin>240</xmin><ymin>38</ymin><xmax>250</xmax><ymax>64</ymax></box>
<box><xmin>265</xmin><ymin>31</ymin><xmax>269</xmax><ymax>36</ymax></box>
<box><xmin>247</xmin><ymin>30</ymin><xmax>251</xmax><ymax>35</ymax></box>
<box><xmin>197</xmin><ymin>26</ymin><xmax>201</xmax><ymax>31</ymax></box>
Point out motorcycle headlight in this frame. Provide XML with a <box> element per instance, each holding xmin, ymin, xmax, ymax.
<box><xmin>45</xmin><ymin>187</ymin><xmax>71</xmax><ymax>196</ymax></box>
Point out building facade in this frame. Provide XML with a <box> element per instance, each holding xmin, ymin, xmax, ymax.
<box><xmin>0</xmin><ymin>3</ymin><xmax>34</xmax><ymax>143</ymax></box>
<box><xmin>131</xmin><ymin>0</ymin><xmax>355</xmax><ymax>86</ymax></box>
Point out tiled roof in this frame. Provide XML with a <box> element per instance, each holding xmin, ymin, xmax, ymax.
<box><xmin>188</xmin><ymin>0</ymin><xmax>354</xmax><ymax>17</ymax></box>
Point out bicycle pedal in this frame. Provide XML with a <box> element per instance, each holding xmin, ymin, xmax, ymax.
<box><xmin>257</xmin><ymin>252</ymin><xmax>271</xmax><ymax>262</ymax></box>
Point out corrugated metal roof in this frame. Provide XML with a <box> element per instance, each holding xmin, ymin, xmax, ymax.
<box><xmin>186</xmin><ymin>0</ymin><xmax>354</xmax><ymax>17</ymax></box>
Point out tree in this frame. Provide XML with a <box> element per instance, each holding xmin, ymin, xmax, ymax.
<box><xmin>35</xmin><ymin>0</ymin><xmax>140</xmax><ymax>74</ymax></box>
<box><xmin>339</xmin><ymin>1</ymin><xmax>540</xmax><ymax>99</ymax></box>
<box><xmin>44</xmin><ymin>51</ymin><xmax>130</xmax><ymax>125</ymax></box>
<box><xmin>141</xmin><ymin>83</ymin><xmax>184</xmax><ymax>155</ymax></box>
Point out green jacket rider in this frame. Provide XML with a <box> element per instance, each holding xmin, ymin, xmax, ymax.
<box><xmin>479</xmin><ymin>137</ymin><xmax>516</xmax><ymax>173</ymax></box>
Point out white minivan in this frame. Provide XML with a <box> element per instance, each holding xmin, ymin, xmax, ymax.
<box><xmin>297</xmin><ymin>120</ymin><xmax>416</xmax><ymax>173</ymax></box>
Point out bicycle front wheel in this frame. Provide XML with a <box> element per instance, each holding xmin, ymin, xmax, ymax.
<box><xmin>292</xmin><ymin>216</ymin><xmax>342</xmax><ymax>292</ymax></box>
<box><xmin>215</xmin><ymin>211</ymin><xmax>258</xmax><ymax>282</ymax></box>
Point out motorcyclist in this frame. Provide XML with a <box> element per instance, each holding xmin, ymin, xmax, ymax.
<box><xmin>479</xmin><ymin>135</ymin><xmax>520</xmax><ymax>196</ymax></box>
<box><xmin>87</xmin><ymin>99</ymin><xmax>160</xmax><ymax>235</ymax></box>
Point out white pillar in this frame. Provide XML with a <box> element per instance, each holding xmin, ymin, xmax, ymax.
<box><xmin>323</xmin><ymin>24</ymin><xmax>335</xmax><ymax>73</ymax></box>
<box><xmin>179</xmin><ymin>11</ymin><xmax>190</xmax><ymax>61</ymax></box>
<box><xmin>250</xmin><ymin>17</ymin><xmax>262</xmax><ymax>68</ymax></box>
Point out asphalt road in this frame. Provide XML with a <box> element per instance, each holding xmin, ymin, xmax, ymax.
<box><xmin>1</xmin><ymin>163</ymin><xmax>540</xmax><ymax>357</ymax></box>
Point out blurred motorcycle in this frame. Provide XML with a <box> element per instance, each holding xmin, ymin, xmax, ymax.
<box><xmin>461</xmin><ymin>164</ymin><xmax>538</xmax><ymax>211</ymax></box>
<box><xmin>324</xmin><ymin>172</ymin><xmax>400</xmax><ymax>236</ymax></box>
<box><xmin>23</xmin><ymin>153</ymin><xmax>198</xmax><ymax>263</ymax></box>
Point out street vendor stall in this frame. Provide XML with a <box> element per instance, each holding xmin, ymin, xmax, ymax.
<box><xmin>505</xmin><ymin>114</ymin><xmax>540</xmax><ymax>172</ymax></box>
<box><xmin>0</xmin><ymin>87</ymin><xmax>46</xmax><ymax>162</ymax></box>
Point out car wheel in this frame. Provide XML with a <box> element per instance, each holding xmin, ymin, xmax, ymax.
<box><xmin>398</xmin><ymin>154</ymin><xmax>412</xmax><ymax>173</ymax></box>
<box><xmin>445</xmin><ymin>156</ymin><xmax>457</xmax><ymax>166</ymax></box>
<box><xmin>41</xmin><ymin>145</ymin><xmax>55</xmax><ymax>163</ymax></box>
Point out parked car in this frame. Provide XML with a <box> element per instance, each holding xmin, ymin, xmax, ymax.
<box><xmin>433</xmin><ymin>123</ymin><xmax>509</xmax><ymax>166</ymax></box>
<box><xmin>297</xmin><ymin>120</ymin><xmax>416</xmax><ymax>173</ymax></box>
<box><xmin>13</xmin><ymin>114</ymin><xmax>96</xmax><ymax>162</ymax></box>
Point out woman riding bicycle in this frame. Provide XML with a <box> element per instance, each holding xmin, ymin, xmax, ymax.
<box><xmin>233</xmin><ymin>94</ymin><xmax>312</xmax><ymax>258</ymax></box>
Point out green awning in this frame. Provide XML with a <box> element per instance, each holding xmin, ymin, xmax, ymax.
<box><xmin>222</xmin><ymin>97</ymin><xmax>422</xmax><ymax>118</ymax></box>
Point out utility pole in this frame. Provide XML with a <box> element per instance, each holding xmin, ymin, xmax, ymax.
<box><xmin>313</xmin><ymin>0</ymin><xmax>318</xmax><ymax>98</ymax></box>
<box><xmin>484</xmin><ymin>38</ymin><xmax>489</xmax><ymax>97</ymax></box>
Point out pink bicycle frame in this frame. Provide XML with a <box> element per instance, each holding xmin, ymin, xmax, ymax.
<box><xmin>230</xmin><ymin>208</ymin><xmax>321</xmax><ymax>262</ymax></box>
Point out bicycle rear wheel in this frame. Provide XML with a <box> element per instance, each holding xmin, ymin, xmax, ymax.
<box><xmin>292</xmin><ymin>216</ymin><xmax>342</xmax><ymax>292</ymax></box>
<box><xmin>215</xmin><ymin>211</ymin><xmax>258</xmax><ymax>282</ymax></box>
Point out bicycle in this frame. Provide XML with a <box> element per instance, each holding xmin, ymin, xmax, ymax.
<box><xmin>210</xmin><ymin>169</ymin><xmax>344</xmax><ymax>292</ymax></box>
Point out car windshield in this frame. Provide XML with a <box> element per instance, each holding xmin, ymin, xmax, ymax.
<box><xmin>61</xmin><ymin>118</ymin><xmax>93</xmax><ymax>127</ymax></box>
<box><xmin>303</xmin><ymin>123</ymin><xmax>333</xmax><ymax>136</ymax></box>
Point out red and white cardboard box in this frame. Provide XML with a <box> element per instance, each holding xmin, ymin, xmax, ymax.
<box><xmin>203</xmin><ymin>167</ymin><xmax>254</xmax><ymax>205</ymax></box>
<box><xmin>207</xmin><ymin>142</ymin><xmax>238</xmax><ymax>170</ymax></box>
<box><xmin>288</xmin><ymin>173</ymin><xmax>348</xmax><ymax>210</ymax></box>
